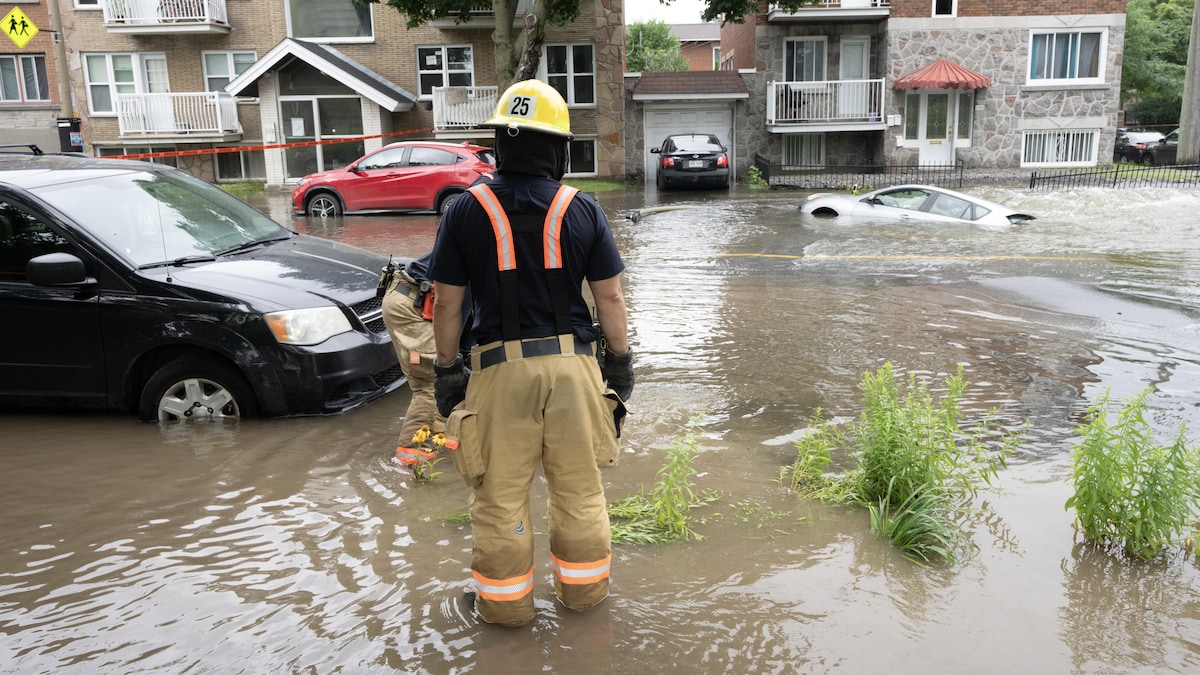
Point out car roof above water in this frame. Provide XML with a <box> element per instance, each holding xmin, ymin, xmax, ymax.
<box><xmin>0</xmin><ymin>154</ymin><xmax>165</xmax><ymax>189</ymax></box>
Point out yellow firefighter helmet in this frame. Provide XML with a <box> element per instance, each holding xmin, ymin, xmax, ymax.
<box><xmin>484</xmin><ymin>79</ymin><xmax>573</xmax><ymax>138</ymax></box>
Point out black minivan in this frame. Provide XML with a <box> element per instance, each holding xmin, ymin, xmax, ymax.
<box><xmin>0</xmin><ymin>151</ymin><xmax>404</xmax><ymax>421</ymax></box>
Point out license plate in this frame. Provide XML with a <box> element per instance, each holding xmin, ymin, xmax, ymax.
<box><xmin>688</xmin><ymin>160</ymin><xmax>706</xmax><ymax>169</ymax></box>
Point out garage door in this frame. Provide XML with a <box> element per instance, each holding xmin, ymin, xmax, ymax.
<box><xmin>643</xmin><ymin>103</ymin><xmax>735</xmax><ymax>180</ymax></box>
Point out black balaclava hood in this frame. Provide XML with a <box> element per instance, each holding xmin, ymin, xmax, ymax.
<box><xmin>494</xmin><ymin>127</ymin><xmax>569</xmax><ymax>180</ymax></box>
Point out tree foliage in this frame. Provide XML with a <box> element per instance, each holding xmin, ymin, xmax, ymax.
<box><xmin>359</xmin><ymin>0</ymin><xmax>582</xmax><ymax>89</ymax></box>
<box><xmin>1122</xmin><ymin>0</ymin><xmax>1194</xmax><ymax>124</ymax></box>
<box><xmin>626</xmin><ymin>20</ymin><xmax>689</xmax><ymax>72</ymax></box>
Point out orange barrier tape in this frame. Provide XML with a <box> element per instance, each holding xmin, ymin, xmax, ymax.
<box><xmin>116</xmin><ymin>127</ymin><xmax>439</xmax><ymax>161</ymax></box>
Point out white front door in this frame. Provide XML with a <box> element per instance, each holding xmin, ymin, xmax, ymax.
<box><xmin>918</xmin><ymin>92</ymin><xmax>954</xmax><ymax>164</ymax></box>
<box><xmin>142</xmin><ymin>55</ymin><xmax>174</xmax><ymax>132</ymax></box>
<box><xmin>838</xmin><ymin>37</ymin><xmax>869</xmax><ymax>119</ymax></box>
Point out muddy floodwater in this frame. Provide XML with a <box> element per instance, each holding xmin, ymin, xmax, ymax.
<box><xmin>4</xmin><ymin>182</ymin><xmax>1200</xmax><ymax>673</ymax></box>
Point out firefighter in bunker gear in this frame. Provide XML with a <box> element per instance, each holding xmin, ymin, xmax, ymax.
<box><xmin>430</xmin><ymin>79</ymin><xmax>633</xmax><ymax>626</ymax></box>
<box><xmin>382</xmin><ymin>251</ymin><xmax>472</xmax><ymax>467</ymax></box>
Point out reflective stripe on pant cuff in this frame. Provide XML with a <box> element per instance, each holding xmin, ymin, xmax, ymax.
<box><xmin>473</xmin><ymin>565</ymin><xmax>535</xmax><ymax>602</ymax></box>
<box><xmin>550</xmin><ymin>552</ymin><xmax>611</xmax><ymax>585</ymax></box>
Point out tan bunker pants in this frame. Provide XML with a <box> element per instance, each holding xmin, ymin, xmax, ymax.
<box><xmin>459</xmin><ymin>338</ymin><xmax>617</xmax><ymax>626</ymax></box>
<box><xmin>381</xmin><ymin>275</ymin><xmax>441</xmax><ymax>460</ymax></box>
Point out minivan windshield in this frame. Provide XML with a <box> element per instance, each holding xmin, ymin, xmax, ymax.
<box><xmin>33</xmin><ymin>168</ymin><xmax>289</xmax><ymax>267</ymax></box>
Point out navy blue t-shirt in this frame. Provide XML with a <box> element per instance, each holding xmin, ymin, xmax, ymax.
<box><xmin>429</xmin><ymin>173</ymin><xmax>624</xmax><ymax>346</ymax></box>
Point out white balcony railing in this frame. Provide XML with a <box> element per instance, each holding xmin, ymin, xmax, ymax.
<box><xmin>102</xmin><ymin>0</ymin><xmax>228</xmax><ymax>26</ymax></box>
<box><xmin>116</xmin><ymin>92</ymin><xmax>239</xmax><ymax>136</ymax></box>
<box><xmin>432</xmin><ymin>86</ymin><xmax>498</xmax><ymax>132</ymax></box>
<box><xmin>766</xmin><ymin>79</ymin><xmax>885</xmax><ymax>126</ymax></box>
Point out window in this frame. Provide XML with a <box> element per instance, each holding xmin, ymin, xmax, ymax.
<box><xmin>408</xmin><ymin>147</ymin><xmax>459</xmax><ymax>167</ymax></box>
<box><xmin>934</xmin><ymin>0</ymin><xmax>955</xmax><ymax>16</ymax></box>
<box><xmin>712</xmin><ymin>46</ymin><xmax>721</xmax><ymax>71</ymax></box>
<box><xmin>83</xmin><ymin>53</ymin><xmax>167</xmax><ymax>114</ymax></box>
<box><xmin>904</xmin><ymin>94</ymin><xmax>920</xmax><ymax>140</ymax></box>
<box><xmin>956</xmin><ymin>92</ymin><xmax>973</xmax><ymax>139</ymax></box>
<box><xmin>1022</xmin><ymin>129</ymin><xmax>1098</xmax><ymax>167</ymax></box>
<box><xmin>784</xmin><ymin>38</ymin><xmax>826</xmax><ymax>82</ymax></box>
<box><xmin>216</xmin><ymin>150</ymin><xmax>266</xmax><ymax>182</ymax></box>
<box><xmin>545</xmin><ymin>44</ymin><xmax>595</xmax><ymax>105</ymax></box>
<box><xmin>74</xmin><ymin>0</ymin><xmax>99</xmax><ymax>6</ymax></box>
<box><xmin>0</xmin><ymin>201</ymin><xmax>72</xmax><ymax>282</ymax></box>
<box><xmin>358</xmin><ymin>147</ymin><xmax>407</xmax><ymax>171</ymax></box>
<box><xmin>566</xmin><ymin>139</ymin><xmax>596</xmax><ymax>176</ymax></box>
<box><xmin>203</xmin><ymin>51</ymin><xmax>256</xmax><ymax>92</ymax></box>
<box><xmin>416</xmin><ymin>46</ymin><xmax>473</xmax><ymax>97</ymax></box>
<box><xmin>287</xmin><ymin>0</ymin><xmax>372</xmax><ymax>40</ymax></box>
<box><xmin>0</xmin><ymin>54</ymin><xmax>49</xmax><ymax>102</ymax></box>
<box><xmin>784</xmin><ymin>134</ymin><xmax>824</xmax><ymax>166</ymax></box>
<box><xmin>1029</xmin><ymin>30</ymin><xmax>1104</xmax><ymax>83</ymax></box>
<box><xmin>98</xmin><ymin>146</ymin><xmax>178</xmax><ymax>168</ymax></box>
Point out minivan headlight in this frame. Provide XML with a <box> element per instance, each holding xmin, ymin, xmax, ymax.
<box><xmin>264</xmin><ymin>307</ymin><xmax>352</xmax><ymax>345</ymax></box>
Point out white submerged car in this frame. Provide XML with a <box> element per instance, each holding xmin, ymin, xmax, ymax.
<box><xmin>799</xmin><ymin>184</ymin><xmax>1035</xmax><ymax>227</ymax></box>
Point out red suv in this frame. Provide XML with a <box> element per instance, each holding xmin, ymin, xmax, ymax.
<box><xmin>292</xmin><ymin>141</ymin><xmax>495</xmax><ymax>217</ymax></box>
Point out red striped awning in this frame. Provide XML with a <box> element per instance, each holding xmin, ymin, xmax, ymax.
<box><xmin>893</xmin><ymin>58</ymin><xmax>991</xmax><ymax>90</ymax></box>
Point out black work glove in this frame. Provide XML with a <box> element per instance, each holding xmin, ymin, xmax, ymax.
<box><xmin>434</xmin><ymin>355</ymin><xmax>470</xmax><ymax>417</ymax></box>
<box><xmin>601</xmin><ymin>348</ymin><xmax>634</xmax><ymax>402</ymax></box>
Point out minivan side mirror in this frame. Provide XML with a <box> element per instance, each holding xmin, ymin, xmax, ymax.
<box><xmin>27</xmin><ymin>252</ymin><xmax>96</xmax><ymax>288</ymax></box>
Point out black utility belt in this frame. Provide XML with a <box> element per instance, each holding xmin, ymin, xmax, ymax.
<box><xmin>474</xmin><ymin>336</ymin><xmax>593</xmax><ymax>371</ymax></box>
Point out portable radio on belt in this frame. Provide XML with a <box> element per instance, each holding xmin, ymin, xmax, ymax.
<box><xmin>418</xmin><ymin>281</ymin><xmax>435</xmax><ymax>320</ymax></box>
<box><xmin>376</xmin><ymin>257</ymin><xmax>396</xmax><ymax>299</ymax></box>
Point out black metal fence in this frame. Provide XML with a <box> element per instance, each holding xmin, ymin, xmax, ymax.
<box><xmin>753</xmin><ymin>155</ymin><xmax>965</xmax><ymax>191</ymax></box>
<box><xmin>1029</xmin><ymin>164</ymin><xmax>1200</xmax><ymax>190</ymax></box>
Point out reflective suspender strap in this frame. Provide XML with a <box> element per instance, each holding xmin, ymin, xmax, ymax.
<box><xmin>468</xmin><ymin>184</ymin><xmax>523</xmax><ymax>341</ymax></box>
<box><xmin>550</xmin><ymin>552</ymin><xmax>611</xmax><ymax>586</ymax></box>
<box><xmin>543</xmin><ymin>185</ymin><xmax>577</xmax><ymax>336</ymax></box>
<box><xmin>473</xmin><ymin>565</ymin><xmax>535</xmax><ymax>602</ymax></box>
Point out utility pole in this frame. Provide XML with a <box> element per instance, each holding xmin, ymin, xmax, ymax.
<box><xmin>47</xmin><ymin>0</ymin><xmax>73</xmax><ymax>118</ymax></box>
<box><xmin>1180</xmin><ymin>0</ymin><xmax>1199</xmax><ymax>163</ymax></box>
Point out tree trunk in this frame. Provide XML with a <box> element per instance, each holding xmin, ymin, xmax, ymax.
<box><xmin>492</xmin><ymin>0</ymin><xmax>520</xmax><ymax>92</ymax></box>
<box><xmin>1180</xmin><ymin>0</ymin><xmax>1200</xmax><ymax>163</ymax></box>
<box><xmin>513</xmin><ymin>1</ymin><xmax>549</xmax><ymax>82</ymax></box>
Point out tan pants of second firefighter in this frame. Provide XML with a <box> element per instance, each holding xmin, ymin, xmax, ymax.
<box><xmin>464</xmin><ymin>346</ymin><xmax>614</xmax><ymax>627</ymax></box>
<box><xmin>381</xmin><ymin>276</ymin><xmax>441</xmax><ymax>446</ymax></box>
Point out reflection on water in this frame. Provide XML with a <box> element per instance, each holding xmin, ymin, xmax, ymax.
<box><xmin>3</xmin><ymin>185</ymin><xmax>1200</xmax><ymax>672</ymax></box>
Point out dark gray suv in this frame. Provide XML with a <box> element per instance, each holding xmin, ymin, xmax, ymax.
<box><xmin>0</xmin><ymin>150</ymin><xmax>404</xmax><ymax>421</ymax></box>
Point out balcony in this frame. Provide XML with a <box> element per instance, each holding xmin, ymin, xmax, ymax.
<box><xmin>102</xmin><ymin>0</ymin><xmax>231</xmax><ymax>34</ymax></box>
<box><xmin>767</xmin><ymin>0</ymin><xmax>889</xmax><ymax>23</ymax></box>
<box><xmin>766</xmin><ymin>79</ymin><xmax>887</xmax><ymax>133</ymax></box>
<box><xmin>116</xmin><ymin>92</ymin><xmax>240</xmax><ymax>140</ymax></box>
<box><xmin>428</xmin><ymin>0</ymin><xmax>534</xmax><ymax>28</ymax></box>
<box><xmin>432</xmin><ymin>86</ymin><xmax>498</xmax><ymax>134</ymax></box>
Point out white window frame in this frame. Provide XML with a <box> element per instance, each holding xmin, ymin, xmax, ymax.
<box><xmin>202</xmin><ymin>51</ymin><xmax>257</xmax><ymax>94</ymax></box>
<box><xmin>285</xmin><ymin>0</ymin><xmax>373</xmax><ymax>43</ymax></box>
<box><xmin>1027</xmin><ymin>29</ymin><xmax>1106</xmax><ymax>86</ymax></box>
<box><xmin>542</xmin><ymin>43</ymin><xmax>595</xmax><ymax>107</ymax></box>
<box><xmin>415</xmin><ymin>45</ymin><xmax>474</xmax><ymax>98</ymax></box>
<box><xmin>83</xmin><ymin>52</ymin><xmax>167</xmax><ymax>115</ymax></box>
<box><xmin>564</xmin><ymin>137</ymin><xmax>597</xmax><ymax>177</ymax></box>
<box><xmin>783</xmin><ymin>37</ymin><xmax>827</xmax><ymax>83</ymax></box>
<box><xmin>783</xmin><ymin>134</ymin><xmax>824</xmax><ymax>166</ymax></box>
<box><xmin>1021</xmin><ymin>129</ymin><xmax>1099</xmax><ymax>167</ymax></box>
<box><xmin>74</xmin><ymin>0</ymin><xmax>100</xmax><ymax>7</ymax></box>
<box><xmin>0</xmin><ymin>54</ymin><xmax>49</xmax><ymax>102</ymax></box>
<box><xmin>933</xmin><ymin>0</ymin><xmax>956</xmax><ymax>17</ymax></box>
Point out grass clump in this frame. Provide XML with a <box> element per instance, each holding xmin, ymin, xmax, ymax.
<box><xmin>785</xmin><ymin>363</ymin><xmax>1021</xmax><ymax>564</ymax></box>
<box><xmin>1065</xmin><ymin>387</ymin><xmax>1200</xmax><ymax>561</ymax></box>
<box><xmin>608</xmin><ymin>416</ymin><xmax>720</xmax><ymax>544</ymax></box>
<box><xmin>744</xmin><ymin>165</ymin><xmax>769</xmax><ymax>189</ymax></box>
<box><xmin>219</xmin><ymin>180</ymin><xmax>266</xmax><ymax>197</ymax></box>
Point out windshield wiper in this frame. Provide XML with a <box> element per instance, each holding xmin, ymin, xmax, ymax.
<box><xmin>214</xmin><ymin>234</ymin><xmax>291</xmax><ymax>257</ymax></box>
<box><xmin>139</xmin><ymin>254</ymin><xmax>217</xmax><ymax>270</ymax></box>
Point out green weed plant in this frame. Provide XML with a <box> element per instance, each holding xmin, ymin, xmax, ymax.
<box><xmin>609</xmin><ymin>416</ymin><xmax>720</xmax><ymax>544</ymax></box>
<box><xmin>744</xmin><ymin>165</ymin><xmax>769</xmax><ymax>189</ymax></box>
<box><xmin>786</xmin><ymin>363</ymin><xmax>1021</xmax><ymax>563</ymax></box>
<box><xmin>1065</xmin><ymin>387</ymin><xmax>1200</xmax><ymax>561</ymax></box>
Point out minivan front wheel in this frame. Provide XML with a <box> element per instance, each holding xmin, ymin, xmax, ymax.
<box><xmin>139</xmin><ymin>356</ymin><xmax>259</xmax><ymax>422</ymax></box>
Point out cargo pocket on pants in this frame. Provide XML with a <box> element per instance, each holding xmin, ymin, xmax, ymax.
<box><xmin>595</xmin><ymin>389</ymin><xmax>627</xmax><ymax>469</ymax></box>
<box><xmin>445</xmin><ymin>407</ymin><xmax>485</xmax><ymax>488</ymax></box>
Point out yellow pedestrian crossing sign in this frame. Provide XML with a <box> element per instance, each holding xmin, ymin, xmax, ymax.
<box><xmin>4</xmin><ymin>7</ymin><xmax>39</xmax><ymax>49</ymax></box>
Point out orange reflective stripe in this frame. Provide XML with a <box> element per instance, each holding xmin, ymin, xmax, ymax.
<box><xmin>542</xmin><ymin>185</ymin><xmax>578</xmax><ymax>270</ymax></box>
<box><xmin>468</xmin><ymin>184</ymin><xmax>516</xmax><ymax>271</ymax></box>
<box><xmin>550</xmin><ymin>552</ymin><xmax>611</xmax><ymax>585</ymax></box>
<box><xmin>473</xmin><ymin>565</ymin><xmax>535</xmax><ymax>602</ymax></box>
<box><xmin>394</xmin><ymin>446</ymin><xmax>436</xmax><ymax>465</ymax></box>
